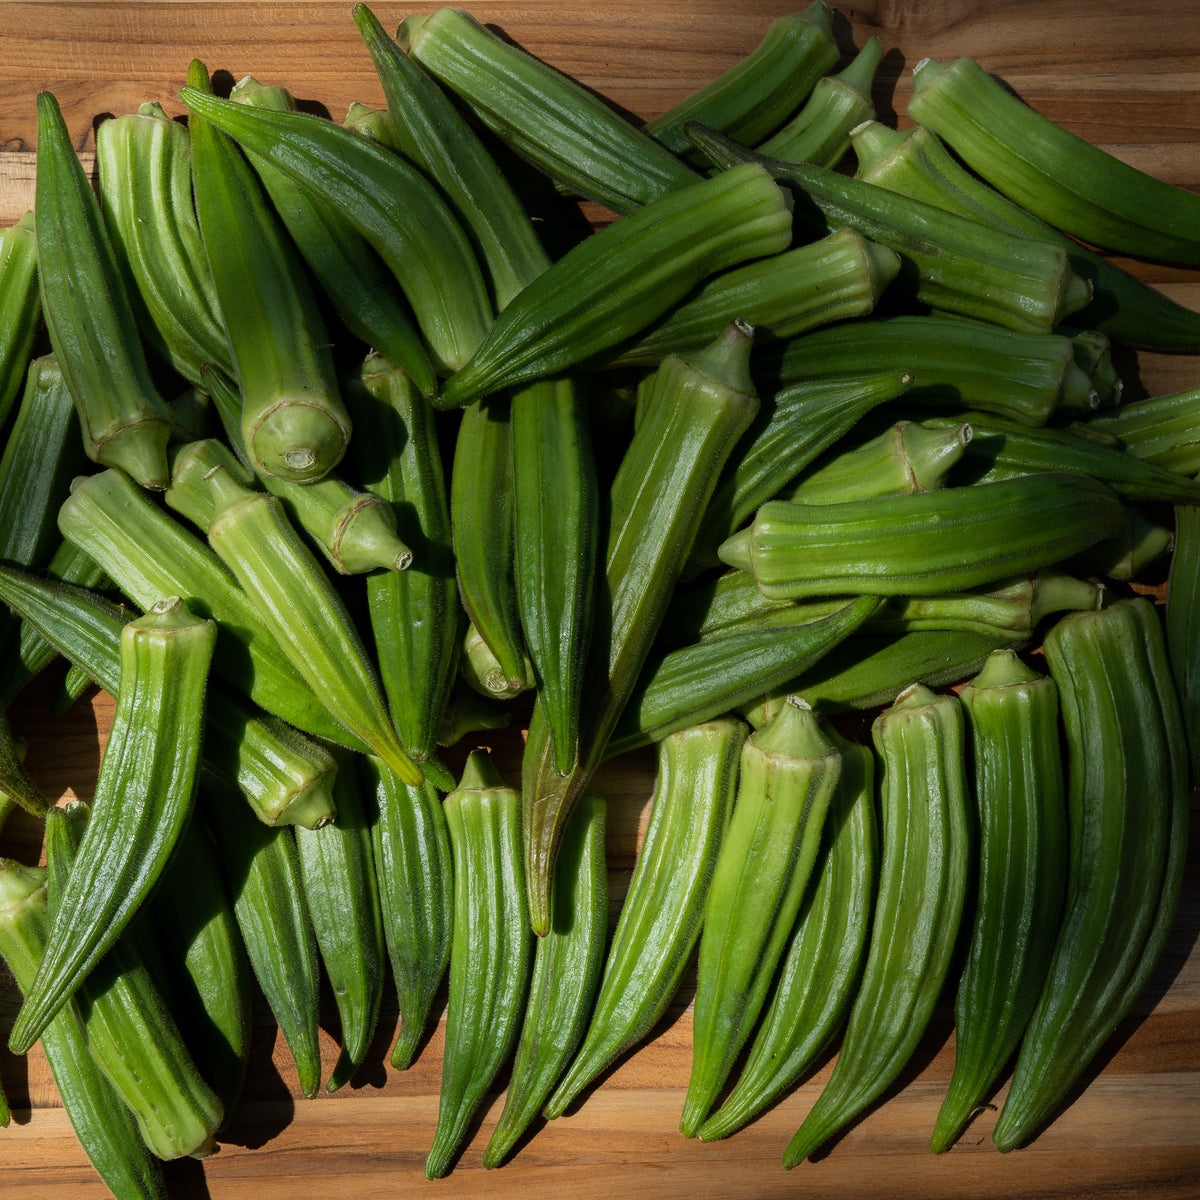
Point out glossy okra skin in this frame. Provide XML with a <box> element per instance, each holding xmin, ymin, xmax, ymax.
<box><xmin>0</xmin><ymin>211</ymin><xmax>40</xmax><ymax>431</ymax></box>
<box><xmin>428</xmin><ymin>752</ymin><xmax>533</xmax><ymax>1179</ymax></box>
<box><xmin>995</xmin><ymin>599</ymin><xmax>1189</xmax><ymax>1151</ymax></box>
<box><xmin>698</xmin><ymin>732</ymin><xmax>877</xmax><ymax>1142</ymax></box>
<box><xmin>484</xmin><ymin>792</ymin><xmax>608</xmax><ymax>1168</ymax></box>
<box><xmin>784</xmin><ymin>683</ymin><xmax>971</xmax><ymax>1166</ymax></box>
<box><xmin>545</xmin><ymin>719</ymin><xmax>748</xmax><ymax>1120</ymax></box>
<box><xmin>0</xmin><ymin>860</ymin><xmax>167</xmax><ymax>1200</ymax></box>
<box><xmin>1089</xmin><ymin>384</ymin><xmax>1200</xmax><ymax>477</ymax></box>
<box><xmin>681</xmin><ymin>699</ymin><xmax>843</xmax><ymax>1137</ymax></box>
<box><xmin>399</xmin><ymin>6</ymin><xmax>700</xmax><ymax>215</ymax></box>
<box><xmin>34</xmin><ymin>92</ymin><xmax>172</xmax><ymax>490</ymax></box>
<box><xmin>908</xmin><ymin>56</ymin><xmax>1200</xmax><ymax>267</ymax></box>
<box><xmin>932</xmin><ymin>650</ymin><xmax>1066</xmax><ymax>1153</ymax></box>
<box><xmin>9</xmin><ymin>599</ymin><xmax>216</xmax><ymax>1056</ymax></box>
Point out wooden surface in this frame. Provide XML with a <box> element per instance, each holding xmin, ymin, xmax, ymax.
<box><xmin>2</xmin><ymin>1</ymin><xmax>1200</xmax><ymax>1197</ymax></box>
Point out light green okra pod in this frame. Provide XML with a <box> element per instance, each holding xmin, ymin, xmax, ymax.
<box><xmin>0</xmin><ymin>211</ymin><xmax>40</xmax><ymax>431</ymax></box>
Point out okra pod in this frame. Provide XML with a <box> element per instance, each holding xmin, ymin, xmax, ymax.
<box><xmin>0</xmin><ymin>706</ymin><xmax>47</xmax><ymax>817</ymax></box>
<box><xmin>1089</xmin><ymin>384</ymin><xmax>1200</xmax><ymax>477</ymax></box>
<box><xmin>1167</xmin><ymin>504</ymin><xmax>1200</xmax><ymax>780</ymax></box>
<box><xmin>0</xmin><ymin>211</ymin><xmax>40</xmax><ymax>432</ymax></box>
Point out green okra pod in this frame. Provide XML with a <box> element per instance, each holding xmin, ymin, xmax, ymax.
<box><xmin>1089</xmin><ymin>384</ymin><xmax>1200</xmax><ymax>477</ymax></box>
<box><xmin>428</xmin><ymin>751</ymin><xmax>533</xmax><ymax>1179</ymax></box>
<box><xmin>681</xmin><ymin>698</ymin><xmax>843</xmax><ymax>1137</ymax></box>
<box><xmin>9</xmin><ymin>598</ymin><xmax>216</xmax><ymax>1055</ymax></box>
<box><xmin>1168</xmin><ymin>504</ymin><xmax>1200</xmax><ymax>781</ymax></box>
<box><xmin>34</xmin><ymin>92</ymin><xmax>172</xmax><ymax>489</ymax></box>
<box><xmin>1067</xmin><ymin>505</ymin><xmax>1174</xmax><ymax>583</ymax></box>
<box><xmin>0</xmin><ymin>211</ymin><xmax>40</xmax><ymax>432</ymax></box>
<box><xmin>342</xmin><ymin>100</ymin><xmax>401</xmax><ymax>149</ymax></box>
<box><xmin>0</xmin><ymin>706</ymin><xmax>47</xmax><ymax>818</ymax></box>
<box><xmin>932</xmin><ymin>649</ymin><xmax>1067</xmax><ymax>1154</ymax></box>
<box><xmin>784</xmin><ymin>683</ymin><xmax>971</xmax><ymax>1166</ymax></box>
<box><xmin>544</xmin><ymin>718</ymin><xmax>747</xmax><ymax>1120</ymax></box>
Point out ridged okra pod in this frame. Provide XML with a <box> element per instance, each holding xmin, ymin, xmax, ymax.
<box><xmin>437</xmin><ymin>164</ymin><xmax>793</xmax><ymax>407</ymax></box>
<box><xmin>784</xmin><ymin>683</ymin><xmax>971</xmax><ymax>1165</ymax></box>
<box><xmin>690</xmin><ymin>125</ymin><xmax>1092</xmax><ymax>335</ymax></box>
<box><xmin>849</xmin><ymin>119</ymin><xmax>1200</xmax><ymax>352</ymax></box>
<box><xmin>9</xmin><ymin>599</ymin><xmax>215</xmax><ymax>1055</ymax></box>
<box><xmin>908</xmin><ymin>56</ymin><xmax>1200</xmax><ymax>267</ymax></box>
<box><xmin>994</xmin><ymin>598</ymin><xmax>1189</xmax><ymax>1150</ymax></box>
<box><xmin>545</xmin><ymin>719</ymin><xmax>747</xmax><ymax>1119</ymax></box>
<box><xmin>34</xmin><ymin>92</ymin><xmax>172</xmax><ymax>489</ymax></box>
<box><xmin>681</xmin><ymin>698</ymin><xmax>843</xmax><ymax>1137</ymax></box>
<box><xmin>522</xmin><ymin>323</ymin><xmax>760</xmax><ymax>935</ymax></box>
<box><xmin>399</xmin><ymin>7</ymin><xmax>700</xmax><ymax>215</ymax></box>
<box><xmin>484</xmin><ymin>792</ymin><xmax>608</xmax><ymax>1167</ymax></box>
<box><xmin>719</xmin><ymin>473</ymin><xmax>1126</xmax><ymax>600</ymax></box>
<box><xmin>359</xmin><ymin>757</ymin><xmax>452</xmax><ymax>1070</ymax></box>
<box><xmin>698</xmin><ymin>732</ymin><xmax>876</xmax><ymax>1142</ymax></box>
<box><xmin>1068</xmin><ymin>505</ymin><xmax>1174</xmax><ymax>583</ymax></box>
<box><xmin>204</xmin><ymin>466</ymin><xmax>423</xmax><ymax>785</ymax></box>
<box><xmin>95</xmin><ymin>101</ymin><xmax>234</xmax><ymax>387</ymax></box>
<box><xmin>428</xmin><ymin>752</ymin><xmax>533</xmax><ymax>1179</ymax></box>
<box><xmin>0</xmin><ymin>211</ymin><xmax>40</xmax><ymax>431</ymax></box>
<box><xmin>0</xmin><ymin>860</ymin><xmax>167</xmax><ymax>1200</ymax></box>
<box><xmin>186</xmin><ymin>62</ymin><xmax>350</xmax><ymax>483</ymax></box>
<box><xmin>932</xmin><ymin>649</ymin><xmax>1066</xmax><ymax>1153</ymax></box>
<box><xmin>0</xmin><ymin>705</ymin><xmax>46</xmax><ymax>818</ymax></box>
<box><xmin>1168</xmin><ymin>505</ymin><xmax>1200</xmax><ymax>781</ymax></box>
<box><xmin>1089</xmin><ymin>384</ymin><xmax>1200</xmax><ymax>477</ymax></box>
<box><xmin>646</xmin><ymin>5</ymin><xmax>837</xmax><ymax>160</ymax></box>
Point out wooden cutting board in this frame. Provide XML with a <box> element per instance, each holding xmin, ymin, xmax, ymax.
<box><xmin>2</xmin><ymin>2</ymin><xmax>1199</xmax><ymax>1197</ymax></box>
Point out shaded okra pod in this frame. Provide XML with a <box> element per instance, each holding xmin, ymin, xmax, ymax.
<box><xmin>44</xmin><ymin>804</ymin><xmax>224</xmax><ymax>1160</ymax></box>
<box><xmin>359</xmin><ymin>757</ymin><xmax>452</xmax><ymax>1070</ymax></box>
<box><xmin>428</xmin><ymin>752</ymin><xmax>533</xmax><ymax>1179</ymax></box>
<box><xmin>522</xmin><ymin>323</ymin><xmax>760</xmax><ymax>935</ymax></box>
<box><xmin>932</xmin><ymin>649</ymin><xmax>1066</xmax><ymax>1153</ymax></box>
<box><xmin>204</xmin><ymin>465</ymin><xmax>423</xmax><ymax>786</ymax></box>
<box><xmin>0</xmin><ymin>706</ymin><xmax>47</xmax><ymax>818</ymax></box>
<box><xmin>1168</xmin><ymin>504</ymin><xmax>1200</xmax><ymax>781</ymax></box>
<box><xmin>995</xmin><ymin>598</ymin><xmax>1189</xmax><ymax>1151</ymax></box>
<box><xmin>681</xmin><ymin>698</ymin><xmax>843</xmax><ymax>1137</ymax></box>
<box><xmin>177</xmin><ymin>83</ymin><xmax>493</xmax><ymax>376</ymax></box>
<box><xmin>908</xmin><ymin>56</ymin><xmax>1200</xmax><ymax>267</ymax></box>
<box><xmin>757</xmin><ymin>37</ymin><xmax>883</xmax><ymax>168</ymax></box>
<box><xmin>719</xmin><ymin>473</ymin><xmax>1126</xmax><ymax>600</ymax></box>
<box><xmin>689</xmin><ymin>125</ymin><xmax>1092</xmax><ymax>335</ymax></box>
<box><xmin>1089</xmin><ymin>384</ymin><xmax>1200</xmax><ymax>477</ymax></box>
<box><xmin>437</xmin><ymin>164</ymin><xmax>794</xmax><ymax>407</ymax></box>
<box><xmin>0</xmin><ymin>859</ymin><xmax>168</xmax><ymax>1200</ymax></box>
<box><xmin>545</xmin><ymin>719</ymin><xmax>748</xmax><ymax>1120</ymax></box>
<box><xmin>95</xmin><ymin>101</ymin><xmax>234</xmax><ymax>388</ymax></box>
<box><xmin>295</xmin><ymin>747</ymin><xmax>385</xmax><ymax>1093</ymax></box>
<box><xmin>698</xmin><ymin>732</ymin><xmax>876</xmax><ymax>1142</ymax></box>
<box><xmin>646</xmin><ymin>5</ymin><xmax>837</xmax><ymax>160</ymax></box>
<box><xmin>1067</xmin><ymin>505</ymin><xmax>1174</xmax><ymax>583</ymax></box>
<box><xmin>399</xmin><ymin>6</ymin><xmax>700</xmax><ymax>214</ymax></box>
<box><xmin>0</xmin><ymin>211</ymin><xmax>40</xmax><ymax>432</ymax></box>
<box><xmin>9</xmin><ymin>598</ymin><xmax>215</xmax><ymax>1055</ymax></box>
<box><xmin>784</xmin><ymin>683</ymin><xmax>971</xmax><ymax>1166</ymax></box>
<box><xmin>484</xmin><ymin>792</ymin><xmax>607</xmax><ymax>1167</ymax></box>
<box><xmin>849</xmin><ymin>119</ymin><xmax>1200</xmax><ymax>352</ymax></box>
<box><xmin>34</xmin><ymin>92</ymin><xmax>172</xmax><ymax>489</ymax></box>
<box><xmin>186</xmin><ymin>60</ymin><xmax>351</xmax><ymax>484</ymax></box>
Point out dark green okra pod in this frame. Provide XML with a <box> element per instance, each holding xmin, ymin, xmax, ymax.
<box><xmin>1089</xmin><ymin>384</ymin><xmax>1200</xmax><ymax>476</ymax></box>
<box><xmin>1168</xmin><ymin>504</ymin><xmax>1200</xmax><ymax>781</ymax></box>
<box><xmin>0</xmin><ymin>211</ymin><xmax>40</xmax><ymax>431</ymax></box>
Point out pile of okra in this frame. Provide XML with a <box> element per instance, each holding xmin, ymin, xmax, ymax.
<box><xmin>0</xmin><ymin>1</ymin><xmax>1197</xmax><ymax>1191</ymax></box>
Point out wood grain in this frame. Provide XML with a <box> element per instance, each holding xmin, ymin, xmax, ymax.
<box><xmin>2</xmin><ymin>1</ymin><xmax>1199</xmax><ymax>1197</ymax></box>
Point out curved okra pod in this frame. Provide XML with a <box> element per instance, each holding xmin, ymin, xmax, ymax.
<box><xmin>932</xmin><ymin>649</ymin><xmax>1066</xmax><ymax>1153</ymax></box>
<box><xmin>784</xmin><ymin>683</ymin><xmax>971</xmax><ymax>1166</ymax></box>
<box><xmin>544</xmin><ymin>719</ymin><xmax>747</xmax><ymax>1120</ymax></box>
<box><xmin>34</xmin><ymin>93</ymin><xmax>172</xmax><ymax>489</ymax></box>
<box><xmin>994</xmin><ymin>598</ymin><xmax>1188</xmax><ymax>1150</ymax></box>
<box><xmin>0</xmin><ymin>706</ymin><xmax>47</xmax><ymax>818</ymax></box>
<box><xmin>0</xmin><ymin>211</ymin><xmax>40</xmax><ymax>431</ymax></box>
<box><xmin>9</xmin><ymin>599</ymin><xmax>216</xmax><ymax>1055</ymax></box>
<box><xmin>907</xmin><ymin>56</ymin><xmax>1200</xmax><ymax>267</ymax></box>
<box><xmin>698</xmin><ymin>733</ymin><xmax>876</xmax><ymax>1142</ymax></box>
<box><xmin>681</xmin><ymin>698</ymin><xmax>843</xmax><ymax>1137</ymax></box>
<box><xmin>428</xmin><ymin>752</ymin><xmax>533</xmax><ymax>1179</ymax></box>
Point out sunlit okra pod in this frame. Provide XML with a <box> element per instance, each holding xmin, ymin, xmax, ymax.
<box><xmin>995</xmin><ymin>599</ymin><xmax>1188</xmax><ymax>1150</ymax></box>
<box><xmin>95</xmin><ymin>101</ymin><xmax>233</xmax><ymax>388</ymax></box>
<box><xmin>1089</xmin><ymin>384</ymin><xmax>1200</xmax><ymax>476</ymax></box>
<box><xmin>698</xmin><ymin>732</ymin><xmax>876</xmax><ymax>1143</ymax></box>
<box><xmin>646</xmin><ymin>5</ymin><xmax>837</xmax><ymax>160</ymax></box>
<box><xmin>545</xmin><ymin>719</ymin><xmax>747</xmax><ymax>1120</ymax></box>
<box><xmin>204</xmin><ymin>466</ymin><xmax>423</xmax><ymax>786</ymax></box>
<box><xmin>428</xmin><ymin>752</ymin><xmax>533</xmax><ymax>1179</ymax></box>
<box><xmin>399</xmin><ymin>6</ymin><xmax>700</xmax><ymax>214</ymax></box>
<box><xmin>0</xmin><ymin>211</ymin><xmax>40</xmax><ymax>431</ymax></box>
<box><xmin>34</xmin><ymin>92</ymin><xmax>172</xmax><ymax>489</ymax></box>
<box><xmin>932</xmin><ymin>650</ymin><xmax>1066</xmax><ymax>1153</ymax></box>
<box><xmin>784</xmin><ymin>683</ymin><xmax>971</xmax><ymax>1166</ymax></box>
<box><xmin>485</xmin><ymin>792</ymin><xmax>608</xmax><ymax>1167</ymax></box>
<box><xmin>0</xmin><ymin>859</ymin><xmax>168</xmax><ymax>1200</ymax></box>
<box><xmin>9</xmin><ymin>599</ymin><xmax>215</xmax><ymax>1055</ymax></box>
<box><xmin>342</xmin><ymin>99</ymin><xmax>400</xmax><ymax>146</ymax></box>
